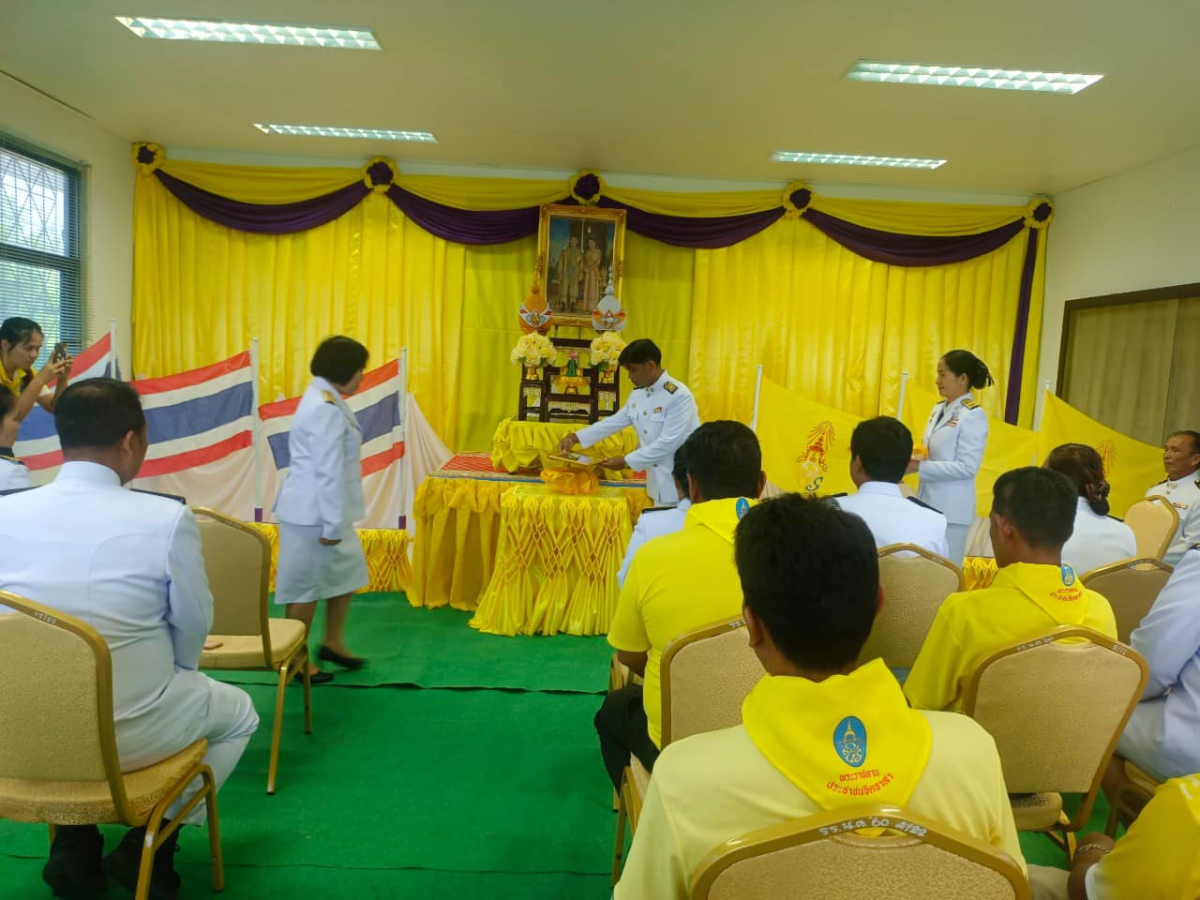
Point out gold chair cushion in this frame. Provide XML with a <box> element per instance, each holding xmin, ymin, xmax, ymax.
<box><xmin>0</xmin><ymin>739</ymin><xmax>207</xmax><ymax>826</ymax></box>
<box><xmin>200</xmin><ymin>618</ymin><xmax>307</xmax><ymax>669</ymax></box>
<box><xmin>1010</xmin><ymin>792</ymin><xmax>1063</xmax><ymax>832</ymax></box>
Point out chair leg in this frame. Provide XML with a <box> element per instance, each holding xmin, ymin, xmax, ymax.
<box><xmin>135</xmin><ymin>821</ymin><xmax>158</xmax><ymax>900</ymax></box>
<box><xmin>611</xmin><ymin>780</ymin><xmax>629</xmax><ymax>887</ymax></box>
<box><xmin>202</xmin><ymin>767</ymin><xmax>225</xmax><ymax>892</ymax></box>
<box><xmin>47</xmin><ymin>823</ymin><xmax>56</xmax><ymax>848</ymax></box>
<box><xmin>302</xmin><ymin>650</ymin><xmax>313</xmax><ymax>735</ymax></box>
<box><xmin>267</xmin><ymin>663</ymin><xmax>288</xmax><ymax>795</ymax></box>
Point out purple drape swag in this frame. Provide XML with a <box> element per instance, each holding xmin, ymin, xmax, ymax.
<box><xmin>148</xmin><ymin>167</ymin><xmax>1044</xmax><ymax>421</ymax></box>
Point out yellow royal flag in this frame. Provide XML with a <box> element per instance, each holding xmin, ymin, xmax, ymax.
<box><xmin>1038</xmin><ymin>393</ymin><xmax>1164</xmax><ymax>518</ymax></box>
<box><xmin>902</xmin><ymin>382</ymin><xmax>1038</xmax><ymax>513</ymax></box>
<box><xmin>757</xmin><ymin>378</ymin><xmax>863</xmax><ymax>497</ymax></box>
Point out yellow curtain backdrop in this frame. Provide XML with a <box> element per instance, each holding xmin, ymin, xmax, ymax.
<box><xmin>133</xmin><ymin>158</ymin><xmax>1045</xmax><ymax>451</ymax></box>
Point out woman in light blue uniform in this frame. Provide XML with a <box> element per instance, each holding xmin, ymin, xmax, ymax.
<box><xmin>274</xmin><ymin>336</ymin><xmax>370</xmax><ymax>682</ymax></box>
<box><xmin>912</xmin><ymin>350</ymin><xmax>992</xmax><ymax>566</ymax></box>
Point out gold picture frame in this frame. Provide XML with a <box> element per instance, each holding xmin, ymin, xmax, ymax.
<box><xmin>537</xmin><ymin>203</ymin><xmax>626</xmax><ymax>327</ymax></box>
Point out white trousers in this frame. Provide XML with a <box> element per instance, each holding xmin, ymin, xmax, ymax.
<box><xmin>945</xmin><ymin>524</ymin><xmax>970</xmax><ymax>568</ymax></box>
<box><xmin>115</xmin><ymin>672</ymin><xmax>259</xmax><ymax>826</ymax></box>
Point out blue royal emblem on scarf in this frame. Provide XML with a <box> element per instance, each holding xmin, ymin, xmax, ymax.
<box><xmin>834</xmin><ymin>716</ymin><xmax>867</xmax><ymax>768</ymax></box>
<box><xmin>1061</xmin><ymin>564</ymin><xmax>1076</xmax><ymax>587</ymax></box>
<box><xmin>736</xmin><ymin>497</ymin><xmax>750</xmax><ymax>520</ymax></box>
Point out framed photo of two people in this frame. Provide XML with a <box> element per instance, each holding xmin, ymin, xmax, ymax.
<box><xmin>537</xmin><ymin>204</ymin><xmax>626</xmax><ymax>327</ymax></box>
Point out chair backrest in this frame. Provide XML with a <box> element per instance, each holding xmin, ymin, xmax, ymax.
<box><xmin>193</xmin><ymin>507</ymin><xmax>272</xmax><ymax>662</ymax></box>
<box><xmin>963</xmin><ymin>627</ymin><xmax>1147</xmax><ymax>825</ymax></box>
<box><xmin>690</xmin><ymin>804</ymin><xmax>1029</xmax><ymax>900</ymax></box>
<box><xmin>660</xmin><ymin>618</ymin><xmax>763</xmax><ymax>747</ymax></box>
<box><xmin>1123</xmin><ymin>496</ymin><xmax>1179</xmax><ymax>560</ymax></box>
<box><xmin>1081</xmin><ymin>557</ymin><xmax>1174</xmax><ymax>644</ymax></box>
<box><xmin>0</xmin><ymin>590</ymin><xmax>136</xmax><ymax>821</ymax></box>
<box><xmin>860</xmin><ymin>544</ymin><xmax>964</xmax><ymax>669</ymax></box>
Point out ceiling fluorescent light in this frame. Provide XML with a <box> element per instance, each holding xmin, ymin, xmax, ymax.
<box><xmin>254</xmin><ymin>124</ymin><xmax>437</xmax><ymax>143</ymax></box>
<box><xmin>115</xmin><ymin>17</ymin><xmax>381</xmax><ymax>49</ymax></box>
<box><xmin>846</xmin><ymin>61</ymin><xmax>1102</xmax><ymax>94</ymax></box>
<box><xmin>770</xmin><ymin>151</ymin><xmax>945</xmax><ymax>170</ymax></box>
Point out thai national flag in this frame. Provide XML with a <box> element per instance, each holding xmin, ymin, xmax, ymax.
<box><xmin>14</xmin><ymin>332</ymin><xmax>120</xmax><ymax>472</ymax></box>
<box><xmin>132</xmin><ymin>352</ymin><xmax>255</xmax><ymax>477</ymax></box>
<box><xmin>259</xmin><ymin>360</ymin><xmax>405</xmax><ymax>526</ymax></box>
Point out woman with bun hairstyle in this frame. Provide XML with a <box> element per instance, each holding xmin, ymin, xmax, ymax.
<box><xmin>911</xmin><ymin>350</ymin><xmax>993</xmax><ymax>565</ymax></box>
<box><xmin>1044</xmin><ymin>443</ymin><xmax>1136</xmax><ymax>575</ymax></box>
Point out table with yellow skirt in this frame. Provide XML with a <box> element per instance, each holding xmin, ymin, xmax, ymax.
<box><xmin>248</xmin><ymin>523</ymin><xmax>413</xmax><ymax>594</ymax></box>
<box><xmin>963</xmin><ymin>556</ymin><xmax>998</xmax><ymax>590</ymax></box>
<box><xmin>490</xmin><ymin>419</ymin><xmax>640</xmax><ymax>478</ymax></box>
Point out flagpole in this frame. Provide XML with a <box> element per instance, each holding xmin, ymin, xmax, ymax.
<box><xmin>749</xmin><ymin>365</ymin><xmax>764</xmax><ymax>432</ymax></box>
<box><xmin>398</xmin><ymin>347</ymin><xmax>408</xmax><ymax>530</ymax></box>
<box><xmin>108</xmin><ymin>317</ymin><xmax>119</xmax><ymax>378</ymax></box>
<box><xmin>251</xmin><ymin>338</ymin><xmax>262</xmax><ymax>523</ymax></box>
<box><xmin>1034</xmin><ymin>379</ymin><xmax>1052</xmax><ymax>432</ymax></box>
<box><xmin>897</xmin><ymin>370</ymin><xmax>909</xmax><ymax>419</ymax></box>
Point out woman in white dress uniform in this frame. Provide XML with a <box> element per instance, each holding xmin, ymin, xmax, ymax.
<box><xmin>274</xmin><ymin>336</ymin><xmax>371</xmax><ymax>681</ymax></box>
<box><xmin>0</xmin><ymin>389</ymin><xmax>33</xmax><ymax>492</ymax></box>
<box><xmin>1044</xmin><ymin>443</ymin><xmax>1137</xmax><ymax>576</ymax></box>
<box><xmin>910</xmin><ymin>350</ymin><xmax>992</xmax><ymax>566</ymax></box>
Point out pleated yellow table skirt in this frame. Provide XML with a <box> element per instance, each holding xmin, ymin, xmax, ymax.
<box><xmin>963</xmin><ymin>556</ymin><xmax>998</xmax><ymax>591</ymax></box>
<box><xmin>248</xmin><ymin>523</ymin><xmax>413</xmax><ymax>595</ymax></box>
<box><xmin>490</xmin><ymin>418</ymin><xmax>641</xmax><ymax>479</ymax></box>
<box><xmin>470</xmin><ymin>484</ymin><xmax>650</xmax><ymax>636</ymax></box>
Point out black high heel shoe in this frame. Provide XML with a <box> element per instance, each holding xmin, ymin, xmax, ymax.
<box><xmin>318</xmin><ymin>645</ymin><xmax>367</xmax><ymax>670</ymax></box>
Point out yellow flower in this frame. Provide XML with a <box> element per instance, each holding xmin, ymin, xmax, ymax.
<box><xmin>589</xmin><ymin>332</ymin><xmax>626</xmax><ymax>370</ymax></box>
<box><xmin>510</xmin><ymin>332</ymin><xmax>556</xmax><ymax>367</ymax></box>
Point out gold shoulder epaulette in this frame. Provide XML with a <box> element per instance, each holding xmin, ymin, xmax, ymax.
<box><xmin>321</xmin><ymin>390</ymin><xmax>337</xmax><ymax>404</ymax></box>
<box><xmin>961</xmin><ymin>398</ymin><xmax>979</xmax><ymax>410</ymax></box>
<box><xmin>664</xmin><ymin>382</ymin><xmax>678</xmax><ymax>395</ymax></box>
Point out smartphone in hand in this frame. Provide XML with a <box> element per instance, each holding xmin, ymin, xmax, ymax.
<box><xmin>50</xmin><ymin>342</ymin><xmax>68</xmax><ymax>363</ymax></box>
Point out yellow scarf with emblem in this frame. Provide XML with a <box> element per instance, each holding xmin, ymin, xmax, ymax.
<box><xmin>992</xmin><ymin>562</ymin><xmax>1088</xmax><ymax>624</ymax></box>
<box><xmin>684</xmin><ymin>495</ymin><xmax>754</xmax><ymax>542</ymax></box>
<box><xmin>0</xmin><ymin>364</ymin><xmax>30</xmax><ymax>398</ymax></box>
<box><xmin>742</xmin><ymin>659</ymin><xmax>932</xmax><ymax>810</ymax></box>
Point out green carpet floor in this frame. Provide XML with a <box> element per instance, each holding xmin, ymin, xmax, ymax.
<box><xmin>0</xmin><ymin>592</ymin><xmax>1088</xmax><ymax>897</ymax></box>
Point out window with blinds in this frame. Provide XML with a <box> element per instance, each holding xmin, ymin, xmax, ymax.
<box><xmin>0</xmin><ymin>133</ymin><xmax>84</xmax><ymax>369</ymax></box>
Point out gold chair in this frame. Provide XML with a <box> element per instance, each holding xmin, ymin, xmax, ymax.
<box><xmin>613</xmin><ymin>617</ymin><xmax>763</xmax><ymax>883</ymax></box>
<box><xmin>1105</xmin><ymin>760</ymin><xmax>1162</xmax><ymax>836</ymax></box>
<box><xmin>860</xmin><ymin>544</ymin><xmax>963</xmax><ymax>670</ymax></box>
<box><xmin>690</xmin><ymin>804</ymin><xmax>1029</xmax><ymax>900</ymax></box>
<box><xmin>962</xmin><ymin>627</ymin><xmax>1148</xmax><ymax>859</ymax></box>
<box><xmin>1080</xmin><ymin>556</ymin><xmax>1173</xmax><ymax>644</ymax></box>
<box><xmin>193</xmin><ymin>507</ymin><xmax>312</xmax><ymax>795</ymax></box>
<box><xmin>1123</xmin><ymin>496</ymin><xmax>1179</xmax><ymax>561</ymax></box>
<box><xmin>0</xmin><ymin>591</ymin><xmax>224</xmax><ymax>900</ymax></box>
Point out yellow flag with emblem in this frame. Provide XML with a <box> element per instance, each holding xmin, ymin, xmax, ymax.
<box><xmin>756</xmin><ymin>378</ymin><xmax>863</xmax><ymax>497</ymax></box>
<box><xmin>1037</xmin><ymin>393</ymin><xmax>1164</xmax><ymax>518</ymax></box>
<box><xmin>902</xmin><ymin>382</ymin><xmax>1038</xmax><ymax>513</ymax></box>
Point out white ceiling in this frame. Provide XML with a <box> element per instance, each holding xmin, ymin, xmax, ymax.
<box><xmin>3</xmin><ymin>0</ymin><xmax>1199</xmax><ymax>196</ymax></box>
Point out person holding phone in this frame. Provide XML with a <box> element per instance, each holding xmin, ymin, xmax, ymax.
<box><xmin>0</xmin><ymin>317</ymin><xmax>72</xmax><ymax>420</ymax></box>
<box><xmin>273</xmin><ymin>336</ymin><xmax>371</xmax><ymax>682</ymax></box>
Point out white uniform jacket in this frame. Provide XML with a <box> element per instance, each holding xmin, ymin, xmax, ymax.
<box><xmin>576</xmin><ymin>370</ymin><xmax>700</xmax><ymax>506</ymax></box>
<box><xmin>1129</xmin><ymin>546</ymin><xmax>1200</xmax><ymax>777</ymax></box>
<box><xmin>1145</xmin><ymin>473</ymin><xmax>1200</xmax><ymax>566</ymax></box>
<box><xmin>273</xmin><ymin>377</ymin><xmax>366</xmax><ymax>541</ymax></box>
<box><xmin>616</xmin><ymin>499</ymin><xmax>691</xmax><ymax>587</ymax></box>
<box><xmin>918</xmin><ymin>393</ymin><xmax>989</xmax><ymax>526</ymax></box>
<box><xmin>834</xmin><ymin>481</ymin><xmax>949</xmax><ymax>558</ymax></box>
<box><xmin>1062</xmin><ymin>498</ymin><xmax>1138</xmax><ymax>576</ymax></box>
<box><xmin>0</xmin><ymin>452</ymin><xmax>32</xmax><ymax>492</ymax></box>
<box><xmin>0</xmin><ymin>461</ymin><xmax>213</xmax><ymax>723</ymax></box>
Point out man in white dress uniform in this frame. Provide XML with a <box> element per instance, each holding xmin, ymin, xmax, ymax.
<box><xmin>0</xmin><ymin>378</ymin><xmax>258</xmax><ymax>899</ymax></box>
<box><xmin>616</xmin><ymin>444</ymin><xmax>692</xmax><ymax>587</ymax></box>
<box><xmin>1144</xmin><ymin>430</ymin><xmax>1200</xmax><ymax>565</ymax></box>
<box><xmin>558</xmin><ymin>339</ymin><xmax>699</xmax><ymax>507</ymax></box>
<box><xmin>834</xmin><ymin>417</ymin><xmax>949</xmax><ymax>558</ymax></box>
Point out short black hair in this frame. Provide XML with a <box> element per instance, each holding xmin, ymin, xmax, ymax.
<box><xmin>0</xmin><ymin>317</ymin><xmax>43</xmax><ymax>349</ymax></box>
<box><xmin>684</xmin><ymin>421</ymin><xmax>761</xmax><ymax>500</ymax></box>
<box><xmin>617</xmin><ymin>339</ymin><xmax>661</xmax><ymax>367</ymax></box>
<box><xmin>311</xmin><ymin>336</ymin><xmax>369</xmax><ymax>385</ymax></box>
<box><xmin>55</xmin><ymin>378</ymin><xmax>146</xmax><ymax>450</ymax></box>
<box><xmin>671</xmin><ymin>442</ymin><xmax>689</xmax><ymax>493</ymax></box>
<box><xmin>850</xmin><ymin>417</ymin><xmax>913</xmax><ymax>483</ymax></box>
<box><xmin>735</xmin><ymin>494</ymin><xmax>879</xmax><ymax>670</ymax></box>
<box><xmin>992</xmin><ymin>467</ymin><xmax>1076</xmax><ymax>549</ymax></box>
<box><xmin>1168</xmin><ymin>430</ymin><xmax>1200</xmax><ymax>456</ymax></box>
<box><xmin>942</xmin><ymin>349</ymin><xmax>994</xmax><ymax>390</ymax></box>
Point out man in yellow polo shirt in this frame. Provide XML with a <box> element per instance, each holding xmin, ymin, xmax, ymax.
<box><xmin>904</xmin><ymin>467</ymin><xmax>1117</xmax><ymax>712</ymax></box>
<box><xmin>615</xmin><ymin>494</ymin><xmax>1024</xmax><ymax>900</ymax></box>
<box><xmin>596</xmin><ymin>420</ymin><xmax>765</xmax><ymax>789</ymax></box>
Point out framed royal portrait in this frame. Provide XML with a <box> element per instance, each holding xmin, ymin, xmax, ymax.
<box><xmin>537</xmin><ymin>204</ymin><xmax>626</xmax><ymax>326</ymax></box>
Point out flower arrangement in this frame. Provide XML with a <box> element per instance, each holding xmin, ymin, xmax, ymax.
<box><xmin>589</xmin><ymin>331</ymin><xmax>626</xmax><ymax>371</ymax></box>
<box><xmin>510</xmin><ymin>332</ymin><xmax>556</xmax><ymax>368</ymax></box>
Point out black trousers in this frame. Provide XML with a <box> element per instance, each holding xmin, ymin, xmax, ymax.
<box><xmin>595</xmin><ymin>684</ymin><xmax>660</xmax><ymax>790</ymax></box>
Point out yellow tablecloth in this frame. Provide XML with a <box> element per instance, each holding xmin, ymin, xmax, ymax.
<box><xmin>490</xmin><ymin>419</ymin><xmax>640</xmax><ymax>478</ymax></box>
<box><xmin>470</xmin><ymin>485</ymin><xmax>648</xmax><ymax>636</ymax></box>
<box><xmin>248</xmin><ymin>523</ymin><xmax>413</xmax><ymax>594</ymax></box>
<box><xmin>409</xmin><ymin>476</ymin><xmax>651</xmax><ymax>616</ymax></box>
<box><xmin>963</xmin><ymin>556</ymin><xmax>998</xmax><ymax>591</ymax></box>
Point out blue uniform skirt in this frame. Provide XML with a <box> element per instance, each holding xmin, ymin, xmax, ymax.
<box><xmin>274</xmin><ymin>522</ymin><xmax>369</xmax><ymax>605</ymax></box>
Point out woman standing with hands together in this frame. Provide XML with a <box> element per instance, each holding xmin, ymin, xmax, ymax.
<box><xmin>910</xmin><ymin>350</ymin><xmax>992</xmax><ymax>566</ymax></box>
<box><xmin>274</xmin><ymin>336</ymin><xmax>371</xmax><ymax>683</ymax></box>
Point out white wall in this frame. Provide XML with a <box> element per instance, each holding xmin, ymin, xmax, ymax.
<box><xmin>0</xmin><ymin>74</ymin><xmax>134</xmax><ymax>371</ymax></box>
<box><xmin>1040</xmin><ymin>143</ymin><xmax>1200</xmax><ymax>393</ymax></box>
